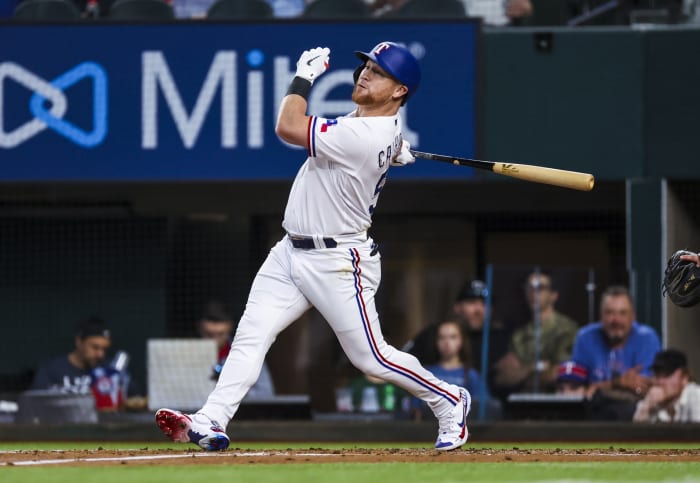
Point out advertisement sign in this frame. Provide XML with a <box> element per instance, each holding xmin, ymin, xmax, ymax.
<box><xmin>0</xmin><ymin>21</ymin><xmax>479</xmax><ymax>180</ymax></box>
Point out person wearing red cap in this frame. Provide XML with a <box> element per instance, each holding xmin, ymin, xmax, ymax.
<box><xmin>555</xmin><ymin>361</ymin><xmax>589</xmax><ymax>397</ymax></box>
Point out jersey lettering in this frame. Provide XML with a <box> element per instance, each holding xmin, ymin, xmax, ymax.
<box><xmin>369</xmin><ymin>171</ymin><xmax>388</xmax><ymax>214</ymax></box>
<box><xmin>378</xmin><ymin>134</ymin><xmax>402</xmax><ymax>168</ymax></box>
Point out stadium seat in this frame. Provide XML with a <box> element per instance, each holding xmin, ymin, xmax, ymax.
<box><xmin>302</xmin><ymin>0</ymin><xmax>369</xmax><ymax>19</ymax></box>
<box><xmin>393</xmin><ymin>0</ymin><xmax>465</xmax><ymax>18</ymax></box>
<box><xmin>108</xmin><ymin>0</ymin><xmax>174</xmax><ymax>20</ymax></box>
<box><xmin>206</xmin><ymin>0</ymin><xmax>273</xmax><ymax>19</ymax></box>
<box><xmin>13</xmin><ymin>0</ymin><xmax>81</xmax><ymax>20</ymax></box>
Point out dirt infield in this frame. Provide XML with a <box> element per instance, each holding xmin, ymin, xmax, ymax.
<box><xmin>2</xmin><ymin>448</ymin><xmax>700</xmax><ymax>467</ymax></box>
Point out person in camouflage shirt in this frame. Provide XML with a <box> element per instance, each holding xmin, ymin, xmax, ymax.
<box><xmin>494</xmin><ymin>271</ymin><xmax>579</xmax><ymax>393</ymax></box>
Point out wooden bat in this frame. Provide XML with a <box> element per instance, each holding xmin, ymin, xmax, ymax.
<box><xmin>410</xmin><ymin>149</ymin><xmax>595</xmax><ymax>192</ymax></box>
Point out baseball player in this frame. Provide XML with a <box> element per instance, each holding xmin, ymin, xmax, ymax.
<box><xmin>155</xmin><ymin>42</ymin><xmax>471</xmax><ymax>452</ymax></box>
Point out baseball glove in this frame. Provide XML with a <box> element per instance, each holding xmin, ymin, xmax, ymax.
<box><xmin>662</xmin><ymin>249</ymin><xmax>700</xmax><ymax>307</ymax></box>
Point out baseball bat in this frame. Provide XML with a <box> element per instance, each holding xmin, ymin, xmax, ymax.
<box><xmin>410</xmin><ymin>149</ymin><xmax>595</xmax><ymax>192</ymax></box>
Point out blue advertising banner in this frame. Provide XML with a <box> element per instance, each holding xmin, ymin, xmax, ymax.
<box><xmin>0</xmin><ymin>20</ymin><xmax>479</xmax><ymax>181</ymax></box>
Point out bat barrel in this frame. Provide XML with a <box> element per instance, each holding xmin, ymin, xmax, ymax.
<box><xmin>494</xmin><ymin>163</ymin><xmax>595</xmax><ymax>192</ymax></box>
<box><xmin>410</xmin><ymin>149</ymin><xmax>595</xmax><ymax>192</ymax></box>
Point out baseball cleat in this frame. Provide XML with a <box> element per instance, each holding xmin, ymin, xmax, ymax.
<box><xmin>155</xmin><ymin>408</ymin><xmax>230</xmax><ymax>451</ymax></box>
<box><xmin>434</xmin><ymin>387</ymin><xmax>471</xmax><ymax>451</ymax></box>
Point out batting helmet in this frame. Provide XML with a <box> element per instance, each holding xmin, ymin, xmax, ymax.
<box><xmin>354</xmin><ymin>41</ymin><xmax>421</xmax><ymax>102</ymax></box>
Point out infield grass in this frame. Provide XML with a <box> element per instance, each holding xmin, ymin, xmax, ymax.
<box><xmin>1</xmin><ymin>442</ymin><xmax>699</xmax><ymax>483</ymax></box>
<box><xmin>2</xmin><ymin>461</ymin><xmax>700</xmax><ymax>483</ymax></box>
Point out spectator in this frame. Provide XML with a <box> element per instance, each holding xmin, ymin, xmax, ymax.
<box><xmin>406</xmin><ymin>279</ymin><xmax>508</xmax><ymax>370</ymax></box>
<box><xmin>461</xmin><ymin>0</ymin><xmax>532</xmax><ymax>25</ymax></box>
<box><xmin>403</xmin><ymin>279</ymin><xmax>507</xmax><ymax>412</ymax></box>
<box><xmin>411</xmin><ymin>320</ymin><xmax>482</xmax><ymax>420</ymax></box>
<box><xmin>493</xmin><ymin>271</ymin><xmax>579</xmax><ymax>394</ymax></box>
<box><xmin>452</xmin><ymin>279</ymin><xmax>510</xmax><ymax>376</ymax></box>
<box><xmin>633</xmin><ymin>349</ymin><xmax>700</xmax><ymax>423</ymax></box>
<box><xmin>31</xmin><ymin>316</ymin><xmax>138</xmax><ymax>411</ymax></box>
<box><xmin>198</xmin><ymin>300</ymin><xmax>275</xmax><ymax>399</ymax></box>
<box><xmin>572</xmin><ymin>285</ymin><xmax>661</xmax><ymax>420</ymax></box>
<box><xmin>555</xmin><ymin>361</ymin><xmax>588</xmax><ymax>397</ymax></box>
<box><xmin>429</xmin><ymin>320</ymin><xmax>481</xmax><ymax>394</ymax></box>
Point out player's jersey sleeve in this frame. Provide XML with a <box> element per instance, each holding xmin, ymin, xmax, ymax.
<box><xmin>307</xmin><ymin>115</ymin><xmax>370</xmax><ymax>169</ymax></box>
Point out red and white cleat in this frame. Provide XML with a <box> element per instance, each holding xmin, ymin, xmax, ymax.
<box><xmin>155</xmin><ymin>408</ymin><xmax>230</xmax><ymax>451</ymax></box>
<box><xmin>434</xmin><ymin>387</ymin><xmax>471</xmax><ymax>451</ymax></box>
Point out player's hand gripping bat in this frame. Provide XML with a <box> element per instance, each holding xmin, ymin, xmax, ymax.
<box><xmin>410</xmin><ymin>150</ymin><xmax>595</xmax><ymax>192</ymax></box>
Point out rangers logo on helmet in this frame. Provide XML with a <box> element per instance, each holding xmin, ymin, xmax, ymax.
<box><xmin>354</xmin><ymin>41</ymin><xmax>421</xmax><ymax>103</ymax></box>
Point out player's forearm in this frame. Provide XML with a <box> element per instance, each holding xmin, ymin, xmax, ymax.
<box><xmin>275</xmin><ymin>93</ymin><xmax>310</xmax><ymax>147</ymax></box>
<box><xmin>276</xmin><ymin>47</ymin><xmax>330</xmax><ymax>148</ymax></box>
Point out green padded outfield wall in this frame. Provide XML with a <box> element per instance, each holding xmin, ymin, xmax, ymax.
<box><xmin>483</xmin><ymin>26</ymin><xmax>700</xmax><ymax>180</ymax></box>
<box><xmin>483</xmin><ymin>27</ymin><xmax>645</xmax><ymax>179</ymax></box>
<box><xmin>645</xmin><ymin>28</ymin><xmax>700</xmax><ymax>177</ymax></box>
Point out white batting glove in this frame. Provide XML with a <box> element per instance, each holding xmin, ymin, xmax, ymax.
<box><xmin>391</xmin><ymin>140</ymin><xmax>415</xmax><ymax>167</ymax></box>
<box><xmin>295</xmin><ymin>47</ymin><xmax>330</xmax><ymax>84</ymax></box>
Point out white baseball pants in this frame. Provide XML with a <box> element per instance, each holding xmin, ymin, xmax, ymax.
<box><xmin>199</xmin><ymin>236</ymin><xmax>461</xmax><ymax>427</ymax></box>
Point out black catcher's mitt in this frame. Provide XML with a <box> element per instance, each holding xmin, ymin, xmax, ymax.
<box><xmin>662</xmin><ymin>250</ymin><xmax>700</xmax><ymax>307</ymax></box>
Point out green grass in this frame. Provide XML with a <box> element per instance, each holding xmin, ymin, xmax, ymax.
<box><xmin>1</xmin><ymin>442</ymin><xmax>698</xmax><ymax>483</ymax></box>
<box><xmin>2</xmin><ymin>462</ymin><xmax>700</xmax><ymax>483</ymax></box>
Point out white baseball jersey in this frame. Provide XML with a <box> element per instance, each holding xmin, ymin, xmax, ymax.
<box><xmin>282</xmin><ymin>110</ymin><xmax>403</xmax><ymax>237</ymax></box>
<box><xmin>199</xmin><ymin>107</ymin><xmax>463</xmax><ymax>438</ymax></box>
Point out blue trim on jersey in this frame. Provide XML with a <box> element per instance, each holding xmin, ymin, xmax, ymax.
<box><xmin>309</xmin><ymin>116</ymin><xmax>317</xmax><ymax>157</ymax></box>
<box><xmin>349</xmin><ymin>248</ymin><xmax>458</xmax><ymax>405</ymax></box>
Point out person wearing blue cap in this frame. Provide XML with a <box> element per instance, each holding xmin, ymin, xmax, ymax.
<box><xmin>555</xmin><ymin>361</ymin><xmax>589</xmax><ymax>397</ymax></box>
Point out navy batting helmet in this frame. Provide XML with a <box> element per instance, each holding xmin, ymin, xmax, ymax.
<box><xmin>354</xmin><ymin>41</ymin><xmax>421</xmax><ymax>103</ymax></box>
